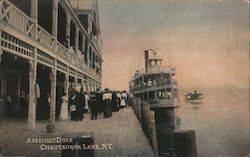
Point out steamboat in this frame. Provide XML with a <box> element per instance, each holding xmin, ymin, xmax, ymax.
<box><xmin>129</xmin><ymin>49</ymin><xmax>181</xmax><ymax>155</ymax></box>
<box><xmin>129</xmin><ymin>49</ymin><xmax>199</xmax><ymax>157</ymax></box>
<box><xmin>129</xmin><ymin>49</ymin><xmax>179</xmax><ymax>109</ymax></box>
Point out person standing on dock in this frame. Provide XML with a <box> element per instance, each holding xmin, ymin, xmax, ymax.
<box><xmin>84</xmin><ymin>92</ymin><xmax>90</xmax><ymax>113</ymax></box>
<box><xmin>96</xmin><ymin>88</ymin><xmax>103</xmax><ymax>117</ymax></box>
<box><xmin>90</xmin><ymin>92</ymin><xmax>98</xmax><ymax>120</ymax></box>
<box><xmin>103</xmin><ymin>88</ymin><xmax>112</xmax><ymax>118</ymax></box>
<box><xmin>69</xmin><ymin>89</ymin><xmax>77</xmax><ymax>120</ymax></box>
<box><xmin>75</xmin><ymin>87</ymin><xmax>85</xmax><ymax>121</ymax></box>
<box><xmin>59</xmin><ymin>93</ymin><xmax>69</xmax><ymax>120</ymax></box>
<box><xmin>19</xmin><ymin>91</ymin><xmax>28</xmax><ymax>117</ymax></box>
<box><xmin>126</xmin><ymin>93</ymin><xmax>133</xmax><ymax>107</ymax></box>
<box><xmin>116</xmin><ymin>91</ymin><xmax>122</xmax><ymax>108</ymax></box>
<box><xmin>121</xmin><ymin>91</ymin><xmax>128</xmax><ymax>108</ymax></box>
<box><xmin>112</xmin><ymin>91</ymin><xmax>119</xmax><ymax>112</ymax></box>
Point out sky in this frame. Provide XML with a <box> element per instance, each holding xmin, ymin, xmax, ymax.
<box><xmin>97</xmin><ymin>0</ymin><xmax>249</xmax><ymax>90</ymax></box>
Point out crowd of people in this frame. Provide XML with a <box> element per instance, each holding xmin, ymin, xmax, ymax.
<box><xmin>1</xmin><ymin>87</ymin><xmax>133</xmax><ymax>121</ymax></box>
<box><xmin>59</xmin><ymin>87</ymin><xmax>133</xmax><ymax>121</ymax></box>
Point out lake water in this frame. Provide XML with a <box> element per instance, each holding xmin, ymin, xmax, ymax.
<box><xmin>176</xmin><ymin>89</ymin><xmax>250</xmax><ymax>157</ymax></box>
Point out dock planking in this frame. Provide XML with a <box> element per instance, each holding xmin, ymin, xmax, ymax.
<box><xmin>2</xmin><ymin>107</ymin><xmax>155</xmax><ymax>157</ymax></box>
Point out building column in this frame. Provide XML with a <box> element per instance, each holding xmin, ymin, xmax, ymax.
<box><xmin>81</xmin><ymin>78</ymin><xmax>85</xmax><ymax>91</ymax></box>
<box><xmin>64</xmin><ymin>67</ymin><xmax>69</xmax><ymax>98</ymax></box>
<box><xmin>91</xmin><ymin>52</ymin><xmax>94</xmax><ymax>68</ymax></box>
<box><xmin>75</xmin><ymin>27</ymin><xmax>79</xmax><ymax>53</ymax></box>
<box><xmin>31</xmin><ymin>0</ymin><xmax>38</xmax><ymax>20</ymax></box>
<box><xmin>28</xmin><ymin>0</ymin><xmax>38</xmax><ymax>130</ymax></box>
<box><xmin>87</xmin><ymin>45</ymin><xmax>90</xmax><ymax>66</ymax></box>
<box><xmin>83</xmin><ymin>80</ymin><xmax>86</xmax><ymax>91</ymax></box>
<box><xmin>87</xmin><ymin>15</ymin><xmax>92</xmax><ymax>36</ymax></box>
<box><xmin>74</xmin><ymin>71</ymin><xmax>78</xmax><ymax>90</ymax></box>
<box><xmin>90</xmin><ymin>82</ymin><xmax>93</xmax><ymax>92</ymax></box>
<box><xmin>52</xmin><ymin>0</ymin><xmax>59</xmax><ymax>38</ymax></box>
<box><xmin>0</xmin><ymin>37</ymin><xmax>2</xmax><ymax>118</ymax></box>
<box><xmin>49</xmin><ymin>68</ymin><xmax>57</xmax><ymax>124</ymax></box>
<box><xmin>31</xmin><ymin>0</ymin><xmax>38</xmax><ymax>41</ymax></box>
<box><xmin>0</xmin><ymin>38</ymin><xmax>3</xmax><ymax>62</ymax></box>
<box><xmin>66</xmin><ymin>13</ymin><xmax>71</xmax><ymax>48</ymax></box>
<box><xmin>85</xmin><ymin>80</ymin><xmax>89</xmax><ymax>92</ymax></box>
<box><xmin>28</xmin><ymin>60</ymin><xmax>37</xmax><ymax>130</ymax></box>
<box><xmin>0</xmin><ymin>36</ymin><xmax>2</xmax><ymax>80</ymax></box>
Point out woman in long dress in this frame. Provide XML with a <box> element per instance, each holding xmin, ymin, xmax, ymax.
<box><xmin>59</xmin><ymin>93</ymin><xmax>69</xmax><ymax>120</ymax></box>
<box><xmin>120</xmin><ymin>97</ymin><xmax>126</xmax><ymax>108</ymax></box>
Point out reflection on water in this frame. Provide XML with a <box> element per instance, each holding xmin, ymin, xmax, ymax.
<box><xmin>176</xmin><ymin>89</ymin><xmax>250</xmax><ymax>157</ymax></box>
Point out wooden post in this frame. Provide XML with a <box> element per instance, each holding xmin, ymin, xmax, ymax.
<box><xmin>149</xmin><ymin>111</ymin><xmax>158</xmax><ymax>156</ymax></box>
<box><xmin>66</xmin><ymin>13</ymin><xmax>71</xmax><ymax>48</ymax></box>
<box><xmin>49</xmin><ymin>68</ymin><xmax>57</xmax><ymax>124</ymax></box>
<box><xmin>75</xmin><ymin>72</ymin><xmax>77</xmax><ymax>89</ymax></box>
<box><xmin>81</xmin><ymin>79</ymin><xmax>84</xmax><ymax>89</ymax></box>
<box><xmin>28</xmin><ymin>0</ymin><xmax>38</xmax><ymax>129</ymax></box>
<box><xmin>87</xmin><ymin>15</ymin><xmax>92</xmax><ymax>35</ymax></box>
<box><xmin>173</xmin><ymin>130</ymin><xmax>197</xmax><ymax>157</ymax></box>
<box><xmin>87</xmin><ymin>45</ymin><xmax>90</xmax><ymax>66</ymax></box>
<box><xmin>91</xmin><ymin>51</ymin><xmax>94</xmax><ymax>68</ymax></box>
<box><xmin>64</xmin><ymin>71</ymin><xmax>69</xmax><ymax>98</ymax></box>
<box><xmin>31</xmin><ymin>0</ymin><xmax>38</xmax><ymax>21</ymax></box>
<box><xmin>0</xmin><ymin>31</ymin><xmax>3</xmax><ymax>62</ymax></box>
<box><xmin>52</xmin><ymin>0</ymin><xmax>58</xmax><ymax>38</ymax></box>
<box><xmin>28</xmin><ymin>60</ymin><xmax>37</xmax><ymax>130</ymax></box>
<box><xmin>75</xmin><ymin>27</ymin><xmax>79</xmax><ymax>53</ymax></box>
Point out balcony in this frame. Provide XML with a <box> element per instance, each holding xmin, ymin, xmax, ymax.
<box><xmin>0</xmin><ymin>0</ymin><xmax>101</xmax><ymax>81</ymax></box>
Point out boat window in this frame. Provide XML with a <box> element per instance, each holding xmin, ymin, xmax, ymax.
<box><xmin>149</xmin><ymin>91</ymin><xmax>155</xmax><ymax>99</ymax></box>
<box><xmin>166</xmin><ymin>92</ymin><xmax>172</xmax><ymax>99</ymax></box>
<box><xmin>148</xmin><ymin>79</ymin><xmax>152</xmax><ymax>87</ymax></box>
<box><xmin>157</xmin><ymin>91</ymin><xmax>165</xmax><ymax>99</ymax></box>
<box><xmin>143</xmin><ymin>92</ymin><xmax>148</xmax><ymax>101</ymax></box>
<box><xmin>153</xmin><ymin>80</ymin><xmax>157</xmax><ymax>86</ymax></box>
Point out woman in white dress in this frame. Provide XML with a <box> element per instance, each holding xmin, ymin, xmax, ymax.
<box><xmin>120</xmin><ymin>91</ymin><xmax>127</xmax><ymax>108</ymax></box>
<box><xmin>59</xmin><ymin>93</ymin><xmax>69</xmax><ymax>120</ymax></box>
<box><xmin>120</xmin><ymin>98</ymin><xmax>126</xmax><ymax>108</ymax></box>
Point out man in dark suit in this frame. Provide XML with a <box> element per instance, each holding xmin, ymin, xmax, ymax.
<box><xmin>76</xmin><ymin>87</ymin><xmax>85</xmax><ymax>121</ymax></box>
<box><xmin>96</xmin><ymin>88</ymin><xmax>103</xmax><ymax>117</ymax></box>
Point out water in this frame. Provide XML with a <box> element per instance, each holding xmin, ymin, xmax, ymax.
<box><xmin>176</xmin><ymin>89</ymin><xmax>250</xmax><ymax>157</ymax></box>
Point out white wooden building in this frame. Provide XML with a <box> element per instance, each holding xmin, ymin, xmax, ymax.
<box><xmin>0</xmin><ymin>0</ymin><xmax>103</xmax><ymax>129</ymax></box>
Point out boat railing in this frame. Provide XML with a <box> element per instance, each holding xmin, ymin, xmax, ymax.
<box><xmin>135</xmin><ymin>66</ymin><xmax>176</xmax><ymax>76</ymax></box>
<box><xmin>130</xmin><ymin>79</ymin><xmax>177</xmax><ymax>91</ymax></box>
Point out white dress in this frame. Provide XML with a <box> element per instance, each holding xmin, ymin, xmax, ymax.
<box><xmin>120</xmin><ymin>99</ymin><xmax>126</xmax><ymax>107</ymax></box>
<box><xmin>59</xmin><ymin>96</ymin><xmax>69</xmax><ymax>120</ymax></box>
<box><xmin>85</xmin><ymin>94</ymin><xmax>89</xmax><ymax>111</ymax></box>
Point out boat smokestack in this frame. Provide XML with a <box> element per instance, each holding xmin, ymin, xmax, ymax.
<box><xmin>145</xmin><ymin>50</ymin><xmax>149</xmax><ymax>72</ymax></box>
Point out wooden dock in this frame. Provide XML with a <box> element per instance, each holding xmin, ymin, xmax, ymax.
<box><xmin>1</xmin><ymin>107</ymin><xmax>155</xmax><ymax>157</ymax></box>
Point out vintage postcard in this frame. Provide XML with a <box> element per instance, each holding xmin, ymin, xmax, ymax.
<box><xmin>0</xmin><ymin>0</ymin><xmax>249</xmax><ymax>157</ymax></box>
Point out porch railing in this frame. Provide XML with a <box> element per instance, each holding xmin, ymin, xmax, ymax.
<box><xmin>0</xmin><ymin>0</ymin><xmax>35</xmax><ymax>38</ymax></box>
<box><xmin>0</xmin><ymin>0</ymin><xmax>100</xmax><ymax>81</ymax></box>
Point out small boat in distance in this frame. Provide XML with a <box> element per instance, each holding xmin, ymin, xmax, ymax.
<box><xmin>185</xmin><ymin>90</ymin><xmax>203</xmax><ymax>102</ymax></box>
